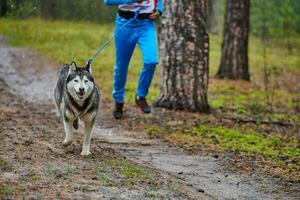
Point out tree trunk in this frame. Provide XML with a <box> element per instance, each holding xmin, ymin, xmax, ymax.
<box><xmin>40</xmin><ymin>0</ymin><xmax>57</xmax><ymax>19</ymax></box>
<box><xmin>216</xmin><ymin>0</ymin><xmax>250</xmax><ymax>80</ymax></box>
<box><xmin>207</xmin><ymin>0</ymin><xmax>219</xmax><ymax>34</ymax></box>
<box><xmin>0</xmin><ymin>0</ymin><xmax>7</xmax><ymax>17</ymax></box>
<box><xmin>155</xmin><ymin>0</ymin><xmax>209</xmax><ymax>112</ymax></box>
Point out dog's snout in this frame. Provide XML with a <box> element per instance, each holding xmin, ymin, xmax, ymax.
<box><xmin>79</xmin><ymin>88</ymin><xmax>85</xmax><ymax>93</ymax></box>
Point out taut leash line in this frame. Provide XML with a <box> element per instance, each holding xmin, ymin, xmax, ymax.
<box><xmin>87</xmin><ymin>10</ymin><xmax>140</xmax><ymax>65</ymax></box>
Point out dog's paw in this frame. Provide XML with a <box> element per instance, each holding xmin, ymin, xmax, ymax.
<box><xmin>62</xmin><ymin>140</ymin><xmax>72</xmax><ymax>146</ymax></box>
<box><xmin>80</xmin><ymin>151</ymin><xmax>91</xmax><ymax>156</ymax></box>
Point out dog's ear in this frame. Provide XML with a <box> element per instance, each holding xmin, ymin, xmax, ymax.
<box><xmin>85</xmin><ymin>62</ymin><xmax>92</xmax><ymax>74</ymax></box>
<box><xmin>68</xmin><ymin>61</ymin><xmax>77</xmax><ymax>74</ymax></box>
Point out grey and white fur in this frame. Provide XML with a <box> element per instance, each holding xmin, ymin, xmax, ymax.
<box><xmin>54</xmin><ymin>61</ymin><xmax>100</xmax><ymax>156</ymax></box>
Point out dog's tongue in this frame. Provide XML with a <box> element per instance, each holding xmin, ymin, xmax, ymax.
<box><xmin>78</xmin><ymin>92</ymin><xmax>85</xmax><ymax>99</ymax></box>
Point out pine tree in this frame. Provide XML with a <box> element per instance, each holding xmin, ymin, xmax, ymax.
<box><xmin>216</xmin><ymin>0</ymin><xmax>250</xmax><ymax>80</ymax></box>
<box><xmin>155</xmin><ymin>0</ymin><xmax>209</xmax><ymax>112</ymax></box>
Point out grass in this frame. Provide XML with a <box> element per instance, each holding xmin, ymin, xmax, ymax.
<box><xmin>147</xmin><ymin>123</ymin><xmax>300</xmax><ymax>180</ymax></box>
<box><xmin>150</xmin><ymin>124</ymin><xmax>300</xmax><ymax>161</ymax></box>
<box><xmin>209</xmin><ymin>80</ymin><xmax>300</xmax><ymax>117</ymax></box>
<box><xmin>95</xmin><ymin>159</ymin><xmax>155</xmax><ymax>187</ymax></box>
<box><xmin>195</xmin><ymin>125</ymin><xmax>299</xmax><ymax>160</ymax></box>
<box><xmin>0</xmin><ymin>17</ymin><xmax>299</xmax><ymax>107</ymax></box>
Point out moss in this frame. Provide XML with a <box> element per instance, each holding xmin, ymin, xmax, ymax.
<box><xmin>236</xmin><ymin>107</ymin><xmax>251</xmax><ymax>115</ymax></box>
<box><xmin>167</xmin><ymin>133</ymin><xmax>204</xmax><ymax>151</ymax></box>
<box><xmin>95</xmin><ymin>159</ymin><xmax>154</xmax><ymax>187</ymax></box>
<box><xmin>165</xmin><ymin>125</ymin><xmax>300</xmax><ymax>169</ymax></box>
<box><xmin>109</xmin><ymin>160</ymin><xmax>152</xmax><ymax>181</ymax></box>
<box><xmin>267</xmin><ymin>113</ymin><xmax>300</xmax><ymax>125</ymax></box>
<box><xmin>209</xmin><ymin>81</ymin><xmax>267</xmax><ymax>112</ymax></box>
<box><xmin>210</xmin><ymin>98</ymin><xmax>225</xmax><ymax>109</ymax></box>
<box><xmin>197</xmin><ymin>125</ymin><xmax>300</xmax><ymax>161</ymax></box>
<box><xmin>146</xmin><ymin>126</ymin><xmax>165</xmax><ymax>139</ymax></box>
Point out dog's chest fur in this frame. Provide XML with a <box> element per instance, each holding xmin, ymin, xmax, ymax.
<box><xmin>64</xmin><ymin>86</ymin><xmax>99</xmax><ymax>119</ymax></box>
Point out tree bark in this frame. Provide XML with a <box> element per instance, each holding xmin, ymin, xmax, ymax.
<box><xmin>216</xmin><ymin>0</ymin><xmax>250</xmax><ymax>80</ymax></box>
<box><xmin>0</xmin><ymin>0</ymin><xmax>7</xmax><ymax>16</ymax></box>
<box><xmin>155</xmin><ymin>0</ymin><xmax>209</xmax><ymax>112</ymax></box>
<box><xmin>207</xmin><ymin>0</ymin><xmax>219</xmax><ymax>34</ymax></box>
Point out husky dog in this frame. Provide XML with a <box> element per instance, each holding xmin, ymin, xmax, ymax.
<box><xmin>54</xmin><ymin>61</ymin><xmax>100</xmax><ymax>156</ymax></box>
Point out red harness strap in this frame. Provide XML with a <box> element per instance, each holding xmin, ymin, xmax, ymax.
<box><xmin>154</xmin><ymin>0</ymin><xmax>158</xmax><ymax>10</ymax></box>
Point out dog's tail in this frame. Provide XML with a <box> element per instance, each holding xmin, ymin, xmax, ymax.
<box><xmin>73</xmin><ymin>118</ymin><xmax>79</xmax><ymax>130</ymax></box>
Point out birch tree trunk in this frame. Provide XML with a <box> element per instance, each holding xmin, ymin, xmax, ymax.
<box><xmin>216</xmin><ymin>0</ymin><xmax>250</xmax><ymax>80</ymax></box>
<box><xmin>155</xmin><ymin>0</ymin><xmax>209</xmax><ymax>112</ymax></box>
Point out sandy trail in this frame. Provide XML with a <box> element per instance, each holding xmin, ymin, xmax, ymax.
<box><xmin>0</xmin><ymin>37</ymin><xmax>298</xmax><ymax>199</ymax></box>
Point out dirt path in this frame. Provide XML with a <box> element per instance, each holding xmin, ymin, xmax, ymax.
<box><xmin>0</xmin><ymin>37</ymin><xmax>298</xmax><ymax>199</ymax></box>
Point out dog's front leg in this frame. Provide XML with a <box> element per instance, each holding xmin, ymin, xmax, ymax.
<box><xmin>80</xmin><ymin>117</ymin><xmax>95</xmax><ymax>156</ymax></box>
<box><xmin>62</xmin><ymin>112</ymin><xmax>74</xmax><ymax>146</ymax></box>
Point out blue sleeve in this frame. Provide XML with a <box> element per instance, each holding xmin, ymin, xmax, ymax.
<box><xmin>156</xmin><ymin>0</ymin><xmax>164</xmax><ymax>14</ymax></box>
<box><xmin>104</xmin><ymin>0</ymin><xmax>137</xmax><ymax>5</ymax></box>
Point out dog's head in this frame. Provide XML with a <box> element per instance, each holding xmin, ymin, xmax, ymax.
<box><xmin>66</xmin><ymin>61</ymin><xmax>95</xmax><ymax>102</ymax></box>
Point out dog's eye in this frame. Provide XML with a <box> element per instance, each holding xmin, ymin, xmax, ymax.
<box><xmin>84</xmin><ymin>80</ymin><xmax>89</xmax><ymax>83</ymax></box>
<box><xmin>74</xmin><ymin>80</ymin><xmax>79</xmax><ymax>83</ymax></box>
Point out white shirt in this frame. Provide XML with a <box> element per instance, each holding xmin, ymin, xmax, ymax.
<box><xmin>119</xmin><ymin>0</ymin><xmax>156</xmax><ymax>14</ymax></box>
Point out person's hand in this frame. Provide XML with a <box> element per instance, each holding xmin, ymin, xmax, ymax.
<box><xmin>149</xmin><ymin>10</ymin><xmax>161</xmax><ymax>20</ymax></box>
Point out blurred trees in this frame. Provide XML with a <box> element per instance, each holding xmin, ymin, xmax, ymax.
<box><xmin>0</xmin><ymin>0</ymin><xmax>298</xmax><ymax>41</ymax></box>
<box><xmin>0</xmin><ymin>0</ymin><xmax>7</xmax><ymax>16</ymax></box>
<box><xmin>217</xmin><ymin>0</ymin><xmax>250</xmax><ymax>80</ymax></box>
<box><xmin>39</xmin><ymin>0</ymin><xmax>57</xmax><ymax>19</ymax></box>
<box><xmin>207</xmin><ymin>0</ymin><xmax>220</xmax><ymax>34</ymax></box>
<box><xmin>251</xmin><ymin>0</ymin><xmax>300</xmax><ymax>53</ymax></box>
<box><xmin>1</xmin><ymin>0</ymin><xmax>116</xmax><ymax>22</ymax></box>
<box><xmin>155</xmin><ymin>0</ymin><xmax>209</xmax><ymax>112</ymax></box>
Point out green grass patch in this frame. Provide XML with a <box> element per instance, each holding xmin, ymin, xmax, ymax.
<box><xmin>166</xmin><ymin>125</ymin><xmax>300</xmax><ymax>166</ymax></box>
<box><xmin>110</xmin><ymin>160</ymin><xmax>151</xmax><ymax>180</ymax></box>
<box><xmin>209</xmin><ymin>79</ymin><xmax>299</xmax><ymax>118</ymax></box>
<box><xmin>266</xmin><ymin>113</ymin><xmax>300</xmax><ymax>125</ymax></box>
<box><xmin>196</xmin><ymin>125</ymin><xmax>299</xmax><ymax>158</ymax></box>
<box><xmin>95</xmin><ymin>159</ymin><xmax>154</xmax><ymax>187</ymax></box>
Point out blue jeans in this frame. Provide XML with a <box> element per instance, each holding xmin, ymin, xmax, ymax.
<box><xmin>112</xmin><ymin>15</ymin><xmax>158</xmax><ymax>103</ymax></box>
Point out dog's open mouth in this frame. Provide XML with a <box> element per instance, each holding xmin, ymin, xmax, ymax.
<box><xmin>76</xmin><ymin>91</ymin><xmax>85</xmax><ymax>99</ymax></box>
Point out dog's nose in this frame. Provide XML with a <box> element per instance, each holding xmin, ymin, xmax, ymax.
<box><xmin>79</xmin><ymin>88</ymin><xmax>85</xmax><ymax>93</ymax></box>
